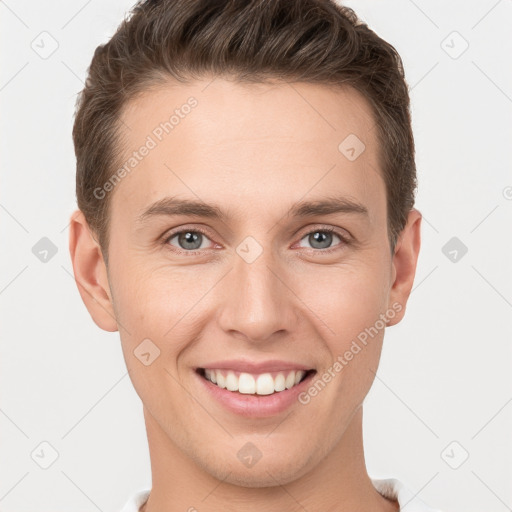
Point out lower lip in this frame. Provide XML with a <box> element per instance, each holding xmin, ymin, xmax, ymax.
<box><xmin>195</xmin><ymin>370</ymin><xmax>316</xmax><ymax>418</ymax></box>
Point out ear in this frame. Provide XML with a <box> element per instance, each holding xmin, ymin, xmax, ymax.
<box><xmin>68</xmin><ymin>209</ymin><xmax>118</xmax><ymax>332</ymax></box>
<box><xmin>386</xmin><ymin>208</ymin><xmax>422</xmax><ymax>326</ymax></box>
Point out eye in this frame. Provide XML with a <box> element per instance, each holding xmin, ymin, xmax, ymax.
<box><xmin>164</xmin><ymin>228</ymin><xmax>215</xmax><ymax>253</ymax></box>
<box><xmin>297</xmin><ymin>227</ymin><xmax>348</xmax><ymax>252</ymax></box>
<box><xmin>162</xmin><ymin>225</ymin><xmax>350</xmax><ymax>256</ymax></box>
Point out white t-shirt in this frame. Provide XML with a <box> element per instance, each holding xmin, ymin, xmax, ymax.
<box><xmin>120</xmin><ymin>477</ymin><xmax>443</xmax><ymax>511</ymax></box>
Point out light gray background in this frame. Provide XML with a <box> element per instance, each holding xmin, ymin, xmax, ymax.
<box><xmin>1</xmin><ymin>1</ymin><xmax>511</xmax><ymax>511</ymax></box>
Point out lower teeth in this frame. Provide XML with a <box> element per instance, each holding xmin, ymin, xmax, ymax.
<box><xmin>218</xmin><ymin>385</ymin><xmax>282</xmax><ymax>395</ymax></box>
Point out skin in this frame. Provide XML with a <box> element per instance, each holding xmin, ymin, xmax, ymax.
<box><xmin>69</xmin><ymin>77</ymin><xmax>421</xmax><ymax>512</ymax></box>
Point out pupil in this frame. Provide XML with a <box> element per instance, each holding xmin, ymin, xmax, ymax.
<box><xmin>180</xmin><ymin>231</ymin><xmax>202</xmax><ymax>250</ymax></box>
<box><xmin>310</xmin><ymin>231</ymin><xmax>332</xmax><ymax>249</ymax></box>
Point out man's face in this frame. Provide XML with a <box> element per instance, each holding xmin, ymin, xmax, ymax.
<box><xmin>101</xmin><ymin>78</ymin><xmax>407</xmax><ymax>485</ymax></box>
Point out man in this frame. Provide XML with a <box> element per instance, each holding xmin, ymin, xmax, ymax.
<box><xmin>69</xmin><ymin>0</ymin><xmax>442</xmax><ymax>510</ymax></box>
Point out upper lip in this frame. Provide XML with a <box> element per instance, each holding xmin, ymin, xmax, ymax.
<box><xmin>196</xmin><ymin>359</ymin><xmax>315</xmax><ymax>374</ymax></box>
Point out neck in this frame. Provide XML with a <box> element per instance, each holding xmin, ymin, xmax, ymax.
<box><xmin>141</xmin><ymin>406</ymin><xmax>399</xmax><ymax>512</ymax></box>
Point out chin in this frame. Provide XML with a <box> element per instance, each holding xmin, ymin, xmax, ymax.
<box><xmin>201</xmin><ymin>451</ymin><xmax>314</xmax><ymax>488</ymax></box>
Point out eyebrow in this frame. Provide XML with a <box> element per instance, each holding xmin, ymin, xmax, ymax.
<box><xmin>136</xmin><ymin>194</ymin><xmax>369</xmax><ymax>224</ymax></box>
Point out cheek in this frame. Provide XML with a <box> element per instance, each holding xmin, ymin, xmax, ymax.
<box><xmin>297</xmin><ymin>268</ymin><xmax>388</xmax><ymax>419</ymax></box>
<box><xmin>110</xmin><ymin>261</ymin><xmax>215</xmax><ymax>362</ymax></box>
<box><xmin>298</xmin><ymin>262</ymin><xmax>388</xmax><ymax>345</ymax></box>
<box><xmin>110</xmin><ymin>264</ymin><xmax>194</xmax><ymax>412</ymax></box>
<box><xmin>110</xmin><ymin>258</ymin><xmax>177</xmax><ymax>328</ymax></box>
<box><xmin>298</xmin><ymin>261</ymin><xmax>389</xmax><ymax>401</ymax></box>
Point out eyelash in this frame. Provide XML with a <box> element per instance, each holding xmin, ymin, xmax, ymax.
<box><xmin>162</xmin><ymin>225</ymin><xmax>351</xmax><ymax>256</ymax></box>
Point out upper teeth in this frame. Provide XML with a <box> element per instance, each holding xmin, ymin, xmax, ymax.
<box><xmin>203</xmin><ymin>369</ymin><xmax>307</xmax><ymax>395</ymax></box>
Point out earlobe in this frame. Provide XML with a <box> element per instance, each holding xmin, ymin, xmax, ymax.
<box><xmin>387</xmin><ymin>208</ymin><xmax>422</xmax><ymax>327</ymax></box>
<box><xmin>68</xmin><ymin>209</ymin><xmax>118</xmax><ymax>332</ymax></box>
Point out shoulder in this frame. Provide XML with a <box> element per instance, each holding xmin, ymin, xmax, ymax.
<box><xmin>119</xmin><ymin>488</ymin><xmax>150</xmax><ymax>512</ymax></box>
<box><xmin>371</xmin><ymin>477</ymin><xmax>444</xmax><ymax>512</ymax></box>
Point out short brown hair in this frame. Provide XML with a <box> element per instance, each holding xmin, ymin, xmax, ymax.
<box><xmin>72</xmin><ymin>0</ymin><xmax>417</xmax><ymax>264</ymax></box>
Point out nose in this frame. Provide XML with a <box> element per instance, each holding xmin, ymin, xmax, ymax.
<box><xmin>217</xmin><ymin>243</ymin><xmax>299</xmax><ymax>344</ymax></box>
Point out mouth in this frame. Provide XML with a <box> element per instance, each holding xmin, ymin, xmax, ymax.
<box><xmin>195</xmin><ymin>367</ymin><xmax>317</xmax><ymax>396</ymax></box>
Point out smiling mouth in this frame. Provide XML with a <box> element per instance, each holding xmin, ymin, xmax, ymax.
<box><xmin>196</xmin><ymin>367</ymin><xmax>316</xmax><ymax>395</ymax></box>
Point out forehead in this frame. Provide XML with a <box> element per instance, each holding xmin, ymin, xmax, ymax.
<box><xmin>120</xmin><ymin>78</ymin><xmax>377</xmax><ymax>147</ymax></box>
<box><xmin>112</xmin><ymin>78</ymin><xmax>384</xmax><ymax>226</ymax></box>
